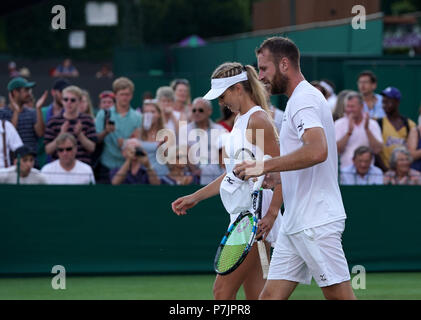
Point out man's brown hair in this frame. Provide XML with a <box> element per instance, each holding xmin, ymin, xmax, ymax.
<box><xmin>256</xmin><ymin>36</ymin><xmax>300</xmax><ymax>69</ymax></box>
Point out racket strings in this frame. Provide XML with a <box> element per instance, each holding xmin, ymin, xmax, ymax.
<box><xmin>216</xmin><ymin>215</ymin><xmax>255</xmax><ymax>273</ymax></box>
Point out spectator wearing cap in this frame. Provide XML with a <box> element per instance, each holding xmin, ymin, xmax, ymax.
<box><xmin>340</xmin><ymin>146</ymin><xmax>383</xmax><ymax>185</ymax></box>
<box><xmin>357</xmin><ymin>71</ymin><xmax>385</xmax><ymax>120</ymax></box>
<box><xmin>98</xmin><ymin>91</ymin><xmax>115</xmax><ymax>111</ymax></box>
<box><xmin>0</xmin><ymin>77</ymin><xmax>48</xmax><ymax>161</ymax></box>
<box><xmin>376</xmin><ymin>87</ymin><xmax>416</xmax><ymax>172</ymax></box>
<box><xmin>44</xmin><ymin>85</ymin><xmax>97</xmax><ymax>166</ymax></box>
<box><xmin>41</xmin><ymin>133</ymin><xmax>95</xmax><ymax>184</ymax></box>
<box><xmin>335</xmin><ymin>91</ymin><xmax>383</xmax><ymax>169</ymax></box>
<box><xmin>186</xmin><ymin>97</ymin><xmax>227</xmax><ymax>185</ymax></box>
<box><xmin>0</xmin><ymin>118</ymin><xmax>23</xmax><ymax>168</ymax></box>
<box><xmin>0</xmin><ymin>145</ymin><xmax>46</xmax><ymax>184</ymax></box>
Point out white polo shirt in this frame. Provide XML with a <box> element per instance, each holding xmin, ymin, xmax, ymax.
<box><xmin>41</xmin><ymin>160</ymin><xmax>95</xmax><ymax>185</ymax></box>
<box><xmin>334</xmin><ymin>116</ymin><xmax>382</xmax><ymax>169</ymax></box>
<box><xmin>279</xmin><ymin>80</ymin><xmax>346</xmax><ymax>235</ymax></box>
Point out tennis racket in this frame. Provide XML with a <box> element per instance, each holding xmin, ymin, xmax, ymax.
<box><xmin>214</xmin><ymin>153</ymin><xmax>270</xmax><ymax>278</ymax></box>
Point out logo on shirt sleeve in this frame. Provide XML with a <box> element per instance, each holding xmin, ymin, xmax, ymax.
<box><xmin>297</xmin><ymin>120</ymin><xmax>304</xmax><ymax>132</ymax></box>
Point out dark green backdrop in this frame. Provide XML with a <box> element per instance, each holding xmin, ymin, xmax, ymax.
<box><xmin>0</xmin><ymin>185</ymin><xmax>420</xmax><ymax>275</ymax></box>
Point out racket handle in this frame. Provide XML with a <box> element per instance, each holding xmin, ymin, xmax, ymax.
<box><xmin>252</xmin><ymin>155</ymin><xmax>272</xmax><ymax>191</ymax></box>
<box><xmin>257</xmin><ymin>241</ymin><xmax>269</xmax><ymax>279</ymax></box>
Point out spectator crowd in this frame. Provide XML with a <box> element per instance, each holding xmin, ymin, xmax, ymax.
<box><xmin>1</xmin><ymin>64</ymin><xmax>421</xmax><ymax>186</ymax></box>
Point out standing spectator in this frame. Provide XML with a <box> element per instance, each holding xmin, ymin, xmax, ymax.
<box><xmin>377</xmin><ymin>87</ymin><xmax>416</xmax><ymax>171</ymax></box>
<box><xmin>407</xmin><ymin>122</ymin><xmax>421</xmax><ymax>172</ymax></box>
<box><xmin>0</xmin><ymin>119</ymin><xmax>23</xmax><ymax>168</ymax></box>
<box><xmin>137</xmin><ymin>99</ymin><xmax>169</xmax><ymax>177</ymax></box>
<box><xmin>332</xmin><ymin>90</ymin><xmax>352</xmax><ymax>121</ymax></box>
<box><xmin>98</xmin><ymin>91</ymin><xmax>115</xmax><ymax>111</ymax></box>
<box><xmin>156</xmin><ymin>86</ymin><xmax>181</xmax><ymax>138</ymax></box>
<box><xmin>186</xmin><ymin>97</ymin><xmax>227</xmax><ymax>185</ymax></box>
<box><xmin>340</xmin><ymin>146</ymin><xmax>383</xmax><ymax>185</ymax></box>
<box><xmin>320</xmin><ymin>79</ymin><xmax>337</xmax><ymax>112</ymax></box>
<box><xmin>110</xmin><ymin>138</ymin><xmax>160</xmax><ymax>185</ymax></box>
<box><xmin>41</xmin><ymin>133</ymin><xmax>95</xmax><ymax>184</ymax></box>
<box><xmin>357</xmin><ymin>71</ymin><xmax>384</xmax><ymax>119</ymax></box>
<box><xmin>335</xmin><ymin>91</ymin><xmax>383</xmax><ymax>169</ymax></box>
<box><xmin>80</xmin><ymin>90</ymin><xmax>95</xmax><ymax>118</ymax></box>
<box><xmin>170</xmin><ymin>78</ymin><xmax>191</xmax><ymax>122</ymax></box>
<box><xmin>52</xmin><ymin>58</ymin><xmax>79</xmax><ymax>78</ymax></box>
<box><xmin>383</xmin><ymin>146</ymin><xmax>421</xmax><ymax>185</ymax></box>
<box><xmin>1</xmin><ymin>77</ymin><xmax>47</xmax><ymax>157</ymax></box>
<box><xmin>44</xmin><ymin>85</ymin><xmax>97</xmax><ymax>165</ymax></box>
<box><xmin>95</xmin><ymin>77</ymin><xmax>142</xmax><ymax>183</ymax></box>
<box><xmin>0</xmin><ymin>145</ymin><xmax>46</xmax><ymax>184</ymax></box>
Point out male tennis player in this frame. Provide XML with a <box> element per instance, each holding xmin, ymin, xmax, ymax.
<box><xmin>234</xmin><ymin>37</ymin><xmax>356</xmax><ymax>300</ymax></box>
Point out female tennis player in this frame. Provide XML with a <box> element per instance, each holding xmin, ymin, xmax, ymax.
<box><xmin>171</xmin><ymin>62</ymin><xmax>283</xmax><ymax>300</ymax></box>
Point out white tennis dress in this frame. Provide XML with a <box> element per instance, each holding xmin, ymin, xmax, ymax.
<box><xmin>221</xmin><ymin>106</ymin><xmax>282</xmax><ymax>246</ymax></box>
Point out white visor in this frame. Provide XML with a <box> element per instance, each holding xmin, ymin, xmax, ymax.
<box><xmin>203</xmin><ymin>71</ymin><xmax>248</xmax><ymax>100</ymax></box>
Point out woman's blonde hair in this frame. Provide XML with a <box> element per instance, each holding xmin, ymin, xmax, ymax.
<box><xmin>212</xmin><ymin>62</ymin><xmax>278</xmax><ymax>140</ymax></box>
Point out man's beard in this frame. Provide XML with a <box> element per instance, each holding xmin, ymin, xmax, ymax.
<box><xmin>270</xmin><ymin>68</ymin><xmax>289</xmax><ymax>95</ymax></box>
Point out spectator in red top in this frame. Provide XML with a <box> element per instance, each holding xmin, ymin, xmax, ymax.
<box><xmin>53</xmin><ymin>58</ymin><xmax>79</xmax><ymax>78</ymax></box>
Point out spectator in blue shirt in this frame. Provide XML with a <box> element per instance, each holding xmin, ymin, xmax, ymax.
<box><xmin>340</xmin><ymin>146</ymin><xmax>383</xmax><ymax>185</ymax></box>
<box><xmin>357</xmin><ymin>71</ymin><xmax>385</xmax><ymax>120</ymax></box>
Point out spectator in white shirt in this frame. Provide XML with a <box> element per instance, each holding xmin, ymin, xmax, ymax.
<box><xmin>340</xmin><ymin>146</ymin><xmax>383</xmax><ymax>185</ymax></box>
<box><xmin>0</xmin><ymin>119</ymin><xmax>23</xmax><ymax>168</ymax></box>
<box><xmin>0</xmin><ymin>145</ymin><xmax>46</xmax><ymax>184</ymax></box>
<box><xmin>335</xmin><ymin>91</ymin><xmax>383</xmax><ymax>169</ymax></box>
<box><xmin>41</xmin><ymin>133</ymin><xmax>95</xmax><ymax>184</ymax></box>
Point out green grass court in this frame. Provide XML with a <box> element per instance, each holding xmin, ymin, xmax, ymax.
<box><xmin>1</xmin><ymin>272</ymin><xmax>420</xmax><ymax>300</ymax></box>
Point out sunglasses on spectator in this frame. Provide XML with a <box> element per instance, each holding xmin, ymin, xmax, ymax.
<box><xmin>63</xmin><ymin>97</ymin><xmax>77</xmax><ymax>103</ymax></box>
<box><xmin>57</xmin><ymin>147</ymin><xmax>74</xmax><ymax>152</ymax></box>
<box><xmin>192</xmin><ymin>108</ymin><xmax>204</xmax><ymax>113</ymax></box>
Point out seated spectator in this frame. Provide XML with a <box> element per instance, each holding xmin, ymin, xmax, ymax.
<box><xmin>156</xmin><ymin>86</ymin><xmax>181</xmax><ymax>138</ymax></box>
<box><xmin>384</xmin><ymin>146</ymin><xmax>421</xmax><ymax>185</ymax></box>
<box><xmin>170</xmin><ymin>78</ymin><xmax>191</xmax><ymax>122</ymax></box>
<box><xmin>0</xmin><ymin>145</ymin><xmax>46</xmax><ymax>184</ymax></box>
<box><xmin>376</xmin><ymin>87</ymin><xmax>416</xmax><ymax>172</ymax></box>
<box><xmin>0</xmin><ymin>119</ymin><xmax>23</xmax><ymax>168</ymax></box>
<box><xmin>187</xmin><ymin>97</ymin><xmax>227</xmax><ymax>185</ymax></box>
<box><xmin>136</xmin><ymin>99</ymin><xmax>169</xmax><ymax>177</ymax></box>
<box><xmin>110</xmin><ymin>138</ymin><xmax>160</xmax><ymax>185</ymax></box>
<box><xmin>332</xmin><ymin>90</ymin><xmax>352</xmax><ymax>121</ymax></box>
<box><xmin>335</xmin><ymin>91</ymin><xmax>383</xmax><ymax>169</ymax></box>
<box><xmin>161</xmin><ymin>146</ymin><xmax>199</xmax><ymax>185</ymax></box>
<box><xmin>95</xmin><ymin>77</ymin><xmax>142</xmax><ymax>183</ymax></box>
<box><xmin>98</xmin><ymin>91</ymin><xmax>115</xmax><ymax>111</ymax></box>
<box><xmin>80</xmin><ymin>90</ymin><xmax>95</xmax><ymax>118</ymax></box>
<box><xmin>357</xmin><ymin>71</ymin><xmax>384</xmax><ymax>120</ymax></box>
<box><xmin>320</xmin><ymin>79</ymin><xmax>337</xmax><ymax>112</ymax></box>
<box><xmin>41</xmin><ymin>133</ymin><xmax>95</xmax><ymax>184</ymax></box>
<box><xmin>52</xmin><ymin>58</ymin><xmax>79</xmax><ymax>78</ymax></box>
<box><xmin>44</xmin><ymin>85</ymin><xmax>97</xmax><ymax>165</ymax></box>
<box><xmin>340</xmin><ymin>146</ymin><xmax>383</xmax><ymax>185</ymax></box>
<box><xmin>1</xmin><ymin>77</ymin><xmax>47</xmax><ymax>158</ymax></box>
<box><xmin>408</xmin><ymin>122</ymin><xmax>421</xmax><ymax>172</ymax></box>
<box><xmin>96</xmin><ymin>63</ymin><xmax>113</xmax><ymax>79</ymax></box>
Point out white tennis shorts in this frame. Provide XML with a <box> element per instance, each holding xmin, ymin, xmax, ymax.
<box><xmin>268</xmin><ymin>219</ymin><xmax>350</xmax><ymax>287</ymax></box>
